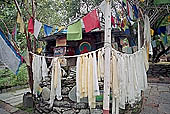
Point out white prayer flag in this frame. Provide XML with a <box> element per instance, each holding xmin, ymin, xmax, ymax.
<box><xmin>34</xmin><ymin>19</ymin><xmax>42</xmax><ymax>39</ymax></box>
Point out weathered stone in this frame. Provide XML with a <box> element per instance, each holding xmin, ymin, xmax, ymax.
<box><xmin>78</xmin><ymin>109</ymin><xmax>90</xmax><ymax>114</ymax></box>
<box><xmin>62</xmin><ymin>87</ymin><xmax>70</xmax><ymax>95</ymax></box>
<box><xmin>72</xmin><ymin>102</ymin><xmax>88</xmax><ymax>109</ymax></box>
<box><xmin>42</xmin><ymin>87</ymin><xmax>50</xmax><ymax>101</ymax></box>
<box><xmin>53</xmin><ymin>107</ymin><xmax>62</xmax><ymax>114</ymax></box>
<box><xmin>90</xmin><ymin>109</ymin><xmax>103</xmax><ymax>114</ymax></box>
<box><xmin>53</xmin><ymin>101</ymin><xmax>71</xmax><ymax>108</ymax></box>
<box><xmin>63</xmin><ymin>110</ymin><xmax>75</xmax><ymax>114</ymax></box>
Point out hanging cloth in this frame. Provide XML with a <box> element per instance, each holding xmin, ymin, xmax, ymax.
<box><xmin>32</xmin><ymin>55</ymin><xmax>42</xmax><ymax>96</ymax></box>
<box><xmin>132</xmin><ymin>5</ymin><xmax>138</xmax><ymax>19</ymax></box>
<box><xmin>76</xmin><ymin>56</ymin><xmax>81</xmax><ymax>102</ymax></box>
<box><xmin>67</xmin><ymin>20</ymin><xmax>82</xmax><ymax>41</ymax></box>
<box><xmin>88</xmin><ymin>54</ymin><xmax>96</xmax><ymax>109</ymax></box>
<box><xmin>28</xmin><ymin>17</ymin><xmax>34</xmax><ymax>34</ymax></box>
<box><xmin>0</xmin><ymin>29</ymin><xmax>22</xmax><ymax>75</ymax></box>
<box><xmin>49</xmin><ymin>58</ymin><xmax>62</xmax><ymax>108</ymax></box>
<box><xmin>92</xmin><ymin>52</ymin><xmax>100</xmax><ymax>96</ymax></box>
<box><xmin>42</xmin><ymin>56</ymin><xmax>48</xmax><ymax>81</ymax></box>
<box><xmin>44</xmin><ymin>24</ymin><xmax>53</xmax><ymax>36</ymax></box>
<box><xmin>17</xmin><ymin>12</ymin><xmax>24</xmax><ymax>33</ymax></box>
<box><xmin>111</xmin><ymin>53</ymin><xmax>119</xmax><ymax>114</ymax></box>
<box><xmin>82</xmin><ymin>9</ymin><xmax>101</xmax><ymax>32</ymax></box>
<box><xmin>34</xmin><ymin>19</ymin><xmax>42</xmax><ymax>39</ymax></box>
<box><xmin>99</xmin><ymin>1</ymin><xmax>106</xmax><ymax>16</ymax></box>
<box><xmin>144</xmin><ymin>15</ymin><xmax>153</xmax><ymax>57</ymax></box>
<box><xmin>97</xmin><ymin>49</ymin><xmax>105</xmax><ymax>81</ymax></box>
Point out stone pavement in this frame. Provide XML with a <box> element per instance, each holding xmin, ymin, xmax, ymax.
<box><xmin>0</xmin><ymin>100</ymin><xmax>29</xmax><ymax>114</ymax></box>
<box><xmin>140</xmin><ymin>83</ymin><xmax>170</xmax><ymax>114</ymax></box>
<box><xmin>0</xmin><ymin>88</ymin><xmax>30</xmax><ymax>106</ymax></box>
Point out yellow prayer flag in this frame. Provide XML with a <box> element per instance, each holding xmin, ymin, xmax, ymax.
<box><xmin>150</xmin><ymin>29</ymin><xmax>154</xmax><ymax>36</ymax></box>
<box><xmin>58</xmin><ymin>26</ymin><xmax>65</xmax><ymax>32</ymax></box>
<box><xmin>17</xmin><ymin>13</ymin><xmax>25</xmax><ymax>33</ymax></box>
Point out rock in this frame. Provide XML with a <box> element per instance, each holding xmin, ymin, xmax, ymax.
<box><xmin>42</xmin><ymin>87</ymin><xmax>50</xmax><ymax>101</ymax></box>
<box><xmin>62</xmin><ymin>87</ymin><xmax>70</xmax><ymax>95</ymax></box>
<box><xmin>68</xmin><ymin>86</ymin><xmax>88</xmax><ymax>103</ymax></box>
<box><xmin>53</xmin><ymin>107</ymin><xmax>62</xmax><ymax>114</ymax></box>
<box><xmin>79</xmin><ymin>109</ymin><xmax>90</xmax><ymax>114</ymax></box>
<box><xmin>53</xmin><ymin>101</ymin><xmax>71</xmax><ymax>108</ymax></box>
<box><xmin>72</xmin><ymin>102</ymin><xmax>88</xmax><ymax>109</ymax></box>
<box><xmin>90</xmin><ymin>109</ymin><xmax>103</xmax><ymax>114</ymax></box>
<box><xmin>63</xmin><ymin>110</ymin><xmax>75</xmax><ymax>114</ymax></box>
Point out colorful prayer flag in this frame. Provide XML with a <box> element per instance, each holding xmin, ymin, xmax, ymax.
<box><xmin>17</xmin><ymin>12</ymin><xmax>24</xmax><ymax>33</ymax></box>
<box><xmin>0</xmin><ymin>29</ymin><xmax>22</xmax><ymax>74</ymax></box>
<box><xmin>34</xmin><ymin>19</ymin><xmax>42</xmax><ymax>39</ymax></box>
<box><xmin>44</xmin><ymin>24</ymin><xmax>53</xmax><ymax>36</ymax></box>
<box><xmin>111</xmin><ymin>16</ymin><xmax>115</xmax><ymax>27</ymax></box>
<box><xmin>82</xmin><ymin>9</ymin><xmax>100</xmax><ymax>32</ymax></box>
<box><xmin>28</xmin><ymin>17</ymin><xmax>34</xmax><ymax>34</ymax></box>
<box><xmin>67</xmin><ymin>20</ymin><xmax>82</xmax><ymax>41</ymax></box>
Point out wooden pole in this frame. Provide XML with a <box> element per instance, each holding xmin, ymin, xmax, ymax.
<box><xmin>103</xmin><ymin>0</ymin><xmax>111</xmax><ymax>114</ymax></box>
<box><xmin>31</xmin><ymin>0</ymin><xmax>37</xmax><ymax>53</ymax></box>
<box><xmin>13</xmin><ymin>0</ymin><xmax>34</xmax><ymax>94</ymax></box>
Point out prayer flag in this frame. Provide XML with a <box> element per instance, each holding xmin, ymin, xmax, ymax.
<box><xmin>82</xmin><ymin>9</ymin><xmax>100</xmax><ymax>32</ymax></box>
<box><xmin>44</xmin><ymin>24</ymin><xmax>53</xmax><ymax>36</ymax></box>
<box><xmin>28</xmin><ymin>17</ymin><xmax>34</xmax><ymax>34</ymax></box>
<box><xmin>34</xmin><ymin>19</ymin><xmax>42</xmax><ymax>39</ymax></box>
<box><xmin>132</xmin><ymin>5</ymin><xmax>138</xmax><ymax>19</ymax></box>
<box><xmin>67</xmin><ymin>20</ymin><xmax>82</xmax><ymax>41</ymax></box>
<box><xmin>99</xmin><ymin>1</ymin><xmax>106</xmax><ymax>16</ymax></box>
<box><xmin>17</xmin><ymin>13</ymin><xmax>24</xmax><ymax>33</ymax></box>
<box><xmin>0</xmin><ymin>29</ymin><xmax>22</xmax><ymax>74</ymax></box>
<box><xmin>111</xmin><ymin>16</ymin><xmax>115</xmax><ymax>27</ymax></box>
<box><xmin>154</xmin><ymin>0</ymin><xmax>170</xmax><ymax>5</ymax></box>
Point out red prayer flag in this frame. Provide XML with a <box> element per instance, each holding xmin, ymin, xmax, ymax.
<box><xmin>111</xmin><ymin>16</ymin><xmax>115</xmax><ymax>27</ymax></box>
<box><xmin>28</xmin><ymin>17</ymin><xmax>34</xmax><ymax>34</ymax></box>
<box><xmin>82</xmin><ymin>9</ymin><xmax>100</xmax><ymax>32</ymax></box>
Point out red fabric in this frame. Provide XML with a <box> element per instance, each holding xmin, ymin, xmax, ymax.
<box><xmin>111</xmin><ymin>16</ymin><xmax>115</xmax><ymax>27</ymax></box>
<box><xmin>28</xmin><ymin>17</ymin><xmax>34</xmax><ymax>34</ymax></box>
<box><xmin>82</xmin><ymin>9</ymin><xmax>100</xmax><ymax>32</ymax></box>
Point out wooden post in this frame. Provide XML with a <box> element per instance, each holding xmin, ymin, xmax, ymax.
<box><xmin>13</xmin><ymin>0</ymin><xmax>34</xmax><ymax>94</ymax></box>
<box><xmin>31</xmin><ymin>0</ymin><xmax>37</xmax><ymax>53</ymax></box>
<box><xmin>103</xmin><ymin>0</ymin><xmax>111</xmax><ymax>114</ymax></box>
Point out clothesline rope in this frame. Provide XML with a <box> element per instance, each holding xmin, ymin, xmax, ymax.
<box><xmin>29</xmin><ymin>42</ymin><xmax>146</xmax><ymax>59</ymax></box>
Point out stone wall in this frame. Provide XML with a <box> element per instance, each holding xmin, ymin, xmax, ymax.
<box><xmin>35</xmin><ymin>67</ymin><xmax>142</xmax><ymax>114</ymax></box>
<box><xmin>147</xmin><ymin>62</ymin><xmax>170</xmax><ymax>77</ymax></box>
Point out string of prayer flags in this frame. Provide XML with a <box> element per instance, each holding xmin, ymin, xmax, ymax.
<box><xmin>34</xmin><ymin>19</ymin><xmax>42</xmax><ymax>39</ymax></box>
<box><xmin>44</xmin><ymin>24</ymin><xmax>53</xmax><ymax>36</ymax></box>
<box><xmin>67</xmin><ymin>20</ymin><xmax>82</xmax><ymax>41</ymax></box>
<box><xmin>82</xmin><ymin>9</ymin><xmax>101</xmax><ymax>32</ymax></box>
<box><xmin>28</xmin><ymin>17</ymin><xmax>34</xmax><ymax>34</ymax></box>
<box><xmin>17</xmin><ymin>12</ymin><xmax>24</xmax><ymax>33</ymax></box>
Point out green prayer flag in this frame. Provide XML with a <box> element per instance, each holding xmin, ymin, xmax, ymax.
<box><xmin>67</xmin><ymin>20</ymin><xmax>82</xmax><ymax>41</ymax></box>
<box><xmin>154</xmin><ymin>0</ymin><xmax>170</xmax><ymax>5</ymax></box>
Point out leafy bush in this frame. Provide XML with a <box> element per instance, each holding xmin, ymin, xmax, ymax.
<box><xmin>0</xmin><ymin>64</ymin><xmax>28</xmax><ymax>88</ymax></box>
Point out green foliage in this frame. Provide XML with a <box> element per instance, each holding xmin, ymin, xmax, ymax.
<box><xmin>0</xmin><ymin>64</ymin><xmax>28</xmax><ymax>88</ymax></box>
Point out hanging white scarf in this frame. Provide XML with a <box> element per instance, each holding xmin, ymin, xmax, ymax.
<box><xmin>49</xmin><ymin>58</ymin><xmax>62</xmax><ymax>108</ymax></box>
